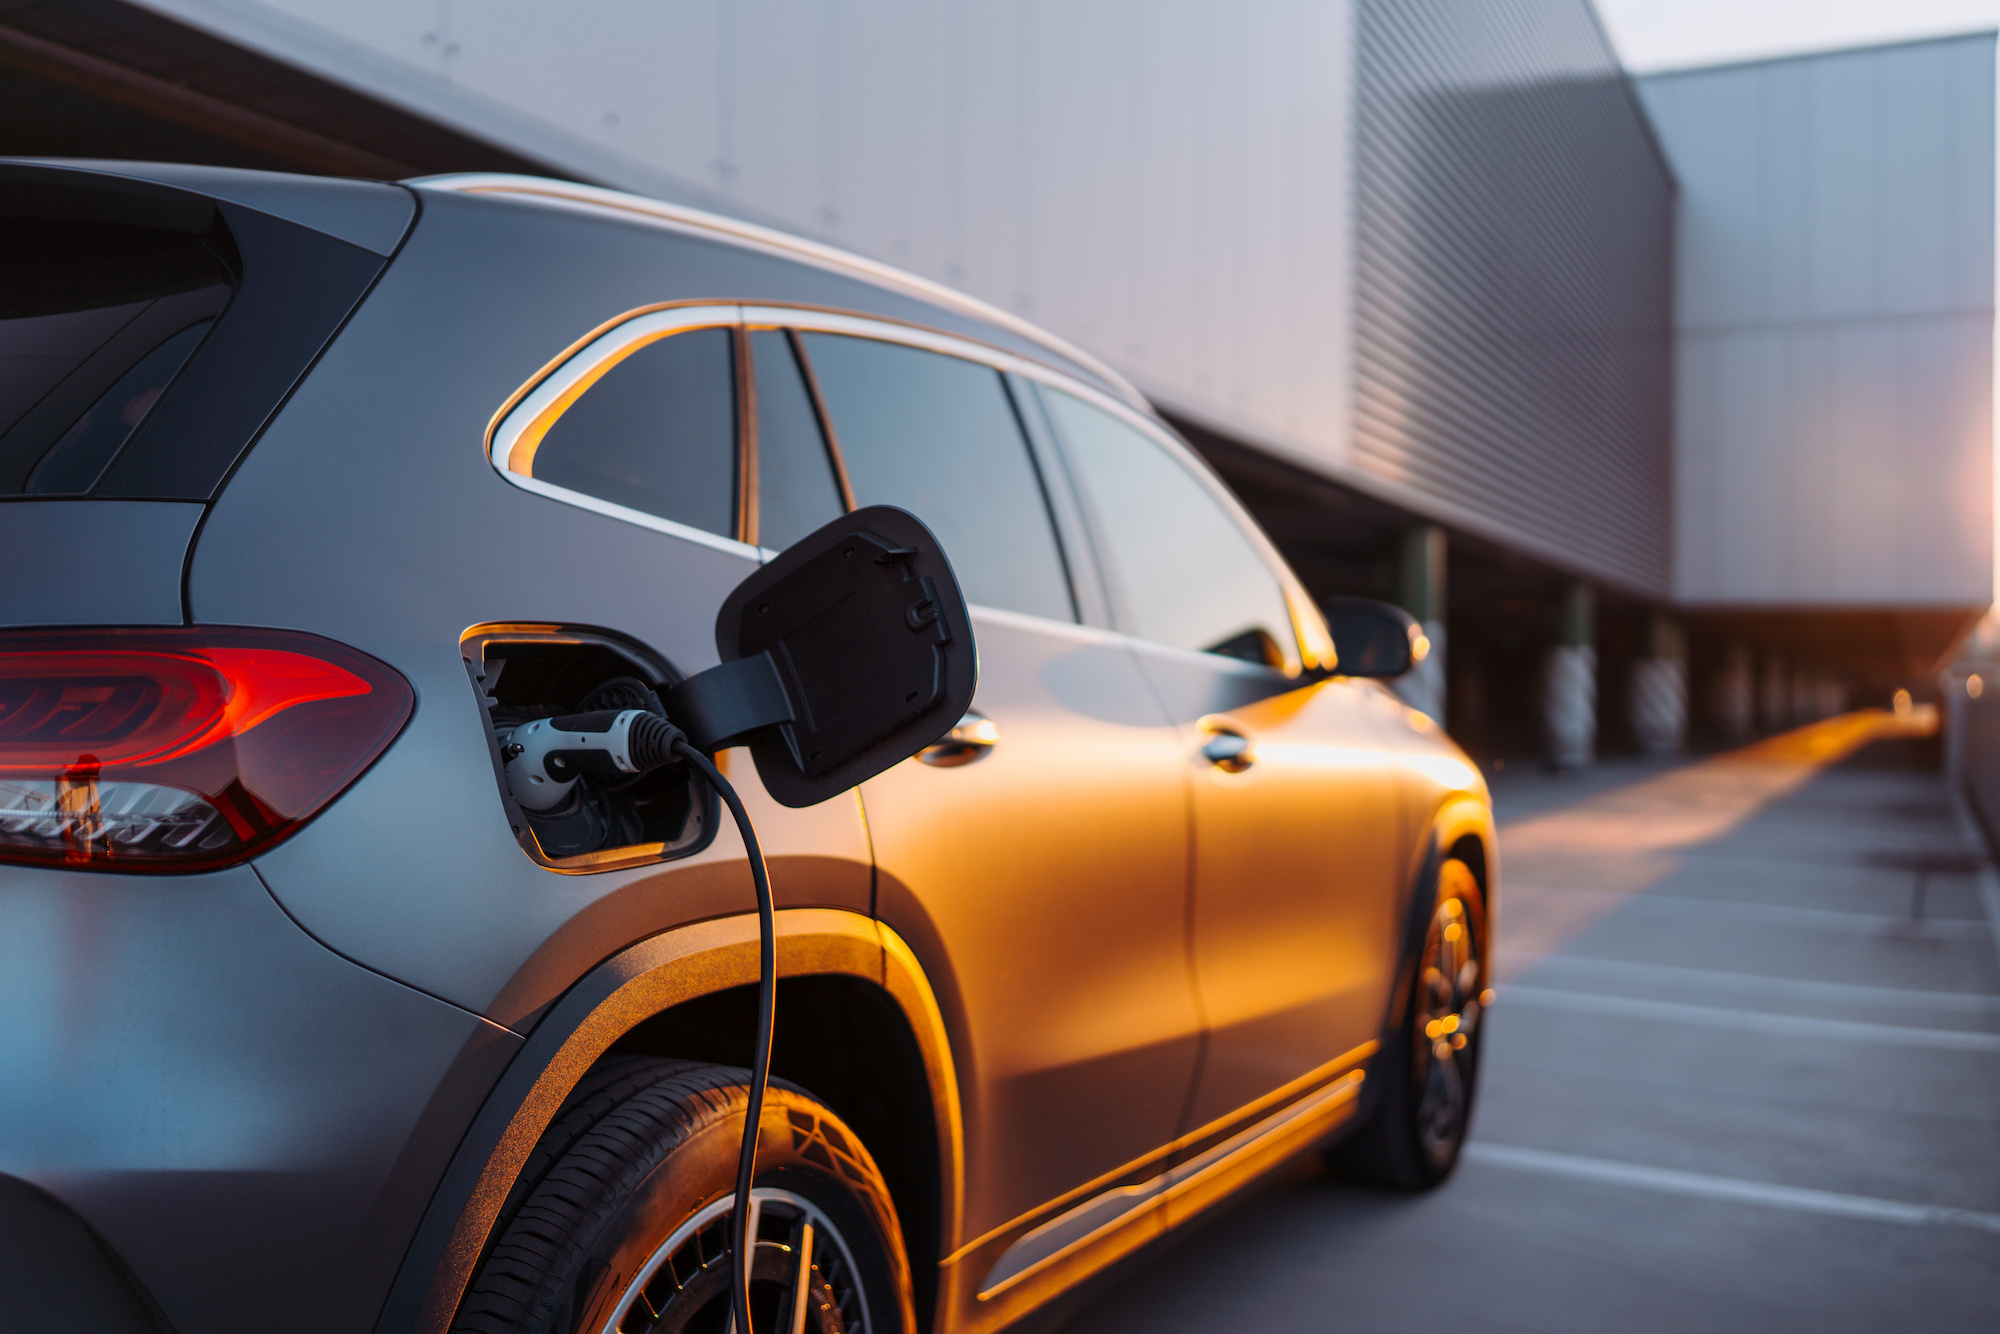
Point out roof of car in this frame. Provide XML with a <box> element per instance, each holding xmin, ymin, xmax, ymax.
<box><xmin>410</xmin><ymin>173</ymin><xmax>1149</xmax><ymax>411</ymax></box>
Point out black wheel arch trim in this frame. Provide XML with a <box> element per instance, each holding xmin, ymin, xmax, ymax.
<box><xmin>1350</xmin><ymin>800</ymin><xmax>1495</xmax><ymax>1128</ymax></box>
<box><xmin>370</xmin><ymin>908</ymin><xmax>963</xmax><ymax>1334</ymax></box>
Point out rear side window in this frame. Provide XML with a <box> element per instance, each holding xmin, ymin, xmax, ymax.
<box><xmin>798</xmin><ymin>333</ymin><xmax>1074</xmax><ymax>621</ymax></box>
<box><xmin>531</xmin><ymin>327</ymin><xmax>738</xmax><ymax>539</ymax></box>
<box><xmin>749</xmin><ymin>329</ymin><xmax>846</xmax><ymax>550</ymax></box>
<box><xmin>1042</xmin><ymin>388</ymin><xmax>1295</xmax><ymax>666</ymax></box>
<box><xmin>0</xmin><ymin>213</ymin><xmax>232</xmax><ymax>494</ymax></box>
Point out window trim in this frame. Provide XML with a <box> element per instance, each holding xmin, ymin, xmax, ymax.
<box><xmin>785</xmin><ymin>326</ymin><xmax>858</xmax><ymax>511</ymax></box>
<box><xmin>485</xmin><ymin>300</ymin><xmax>1330</xmax><ymax>670</ymax></box>
<box><xmin>778</xmin><ymin>310</ymin><xmax>1082</xmax><ymax>624</ymax></box>
<box><xmin>486</xmin><ymin>302</ymin><xmax>758</xmax><ymax>559</ymax></box>
<box><xmin>733</xmin><ymin>324</ymin><xmax>759</xmax><ymax>547</ymax></box>
<box><xmin>1024</xmin><ymin>380</ymin><xmax>1335</xmax><ymax>677</ymax></box>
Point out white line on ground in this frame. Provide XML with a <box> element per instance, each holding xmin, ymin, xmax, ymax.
<box><xmin>1500</xmin><ymin>985</ymin><xmax>2000</xmax><ymax>1051</ymax></box>
<box><xmin>1463</xmin><ymin>1143</ymin><xmax>2000</xmax><ymax>1235</ymax></box>
<box><xmin>1983</xmin><ymin>871</ymin><xmax>2000</xmax><ymax>970</ymax></box>
<box><xmin>1497</xmin><ymin>949</ymin><xmax>2000</xmax><ymax>1014</ymax></box>
<box><xmin>1501</xmin><ymin>884</ymin><xmax>1993</xmax><ymax>938</ymax></box>
<box><xmin>1945</xmin><ymin>790</ymin><xmax>2000</xmax><ymax>970</ymax></box>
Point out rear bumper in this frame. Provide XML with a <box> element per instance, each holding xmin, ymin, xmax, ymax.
<box><xmin>0</xmin><ymin>862</ymin><xmax>520</xmax><ymax>1334</ymax></box>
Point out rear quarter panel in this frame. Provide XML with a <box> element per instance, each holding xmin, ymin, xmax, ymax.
<box><xmin>187</xmin><ymin>190</ymin><xmax>998</xmax><ymax>1026</ymax></box>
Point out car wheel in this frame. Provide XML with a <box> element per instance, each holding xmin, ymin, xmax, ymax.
<box><xmin>454</xmin><ymin>1057</ymin><xmax>916</xmax><ymax>1334</ymax></box>
<box><xmin>1325</xmin><ymin>856</ymin><xmax>1488</xmax><ymax>1190</ymax></box>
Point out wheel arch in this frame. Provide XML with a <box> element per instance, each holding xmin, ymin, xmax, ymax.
<box><xmin>1387</xmin><ymin>794</ymin><xmax>1497</xmax><ymax>1034</ymax></box>
<box><xmin>374</xmin><ymin>908</ymin><xmax>963</xmax><ymax>1334</ymax></box>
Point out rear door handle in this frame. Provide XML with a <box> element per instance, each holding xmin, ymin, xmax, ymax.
<box><xmin>1201</xmin><ymin>730</ymin><xmax>1254</xmax><ymax>772</ymax></box>
<box><xmin>919</xmin><ymin>710</ymin><xmax>998</xmax><ymax>767</ymax></box>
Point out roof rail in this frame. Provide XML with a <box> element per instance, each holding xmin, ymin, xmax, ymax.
<box><xmin>409</xmin><ymin>173</ymin><xmax>1147</xmax><ymax>409</ymax></box>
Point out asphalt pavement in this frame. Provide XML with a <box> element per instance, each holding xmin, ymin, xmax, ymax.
<box><xmin>1041</xmin><ymin>713</ymin><xmax>2000</xmax><ymax>1333</ymax></box>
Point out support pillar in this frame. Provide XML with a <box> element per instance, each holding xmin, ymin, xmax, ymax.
<box><xmin>1759</xmin><ymin>652</ymin><xmax>1789</xmax><ymax>734</ymax></box>
<box><xmin>1630</xmin><ymin>611</ymin><xmax>1687</xmax><ymax>756</ymax></box>
<box><xmin>1713</xmin><ymin>641</ymin><xmax>1754</xmax><ymax>743</ymax></box>
<box><xmin>1394</xmin><ymin>524</ymin><xmax>1447</xmax><ymax>724</ymax></box>
<box><xmin>1542</xmin><ymin>580</ymin><xmax>1595</xmax><ymax>767</ymax></box>
<box><xmin>1792</xmin><ymin>665</ymin><xmax>1819</xmax><ymax>725</ymax></box>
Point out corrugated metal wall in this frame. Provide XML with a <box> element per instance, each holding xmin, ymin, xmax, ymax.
<box><xmin>1353</xmin><ymin>0</ymin><xmax>1676</xmax><ymax>596</ymax></box>
<box><xmin>1638</xmin><ymin>36</ymin><xmax>1995</xmax><ymax>610</ymax></box>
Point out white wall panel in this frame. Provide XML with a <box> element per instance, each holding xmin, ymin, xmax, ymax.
<box><xmin>1640</xmin><ymin>34</ymin><xmax>1996</xmax><ymax>609</ymax></box>
<box><xmin>136</xmin><ymin>0</ymin><xmax>1355</xmax><ymax>480</ymax></box>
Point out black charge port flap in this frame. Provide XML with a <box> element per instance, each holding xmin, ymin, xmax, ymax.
<box><xmin>716</xmin><ymin>505</ymin><xmax>976</xmax><ymax>808</ymax></box>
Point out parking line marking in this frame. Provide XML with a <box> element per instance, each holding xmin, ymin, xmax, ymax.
<box><xmin>1496</xmin><ymin>950</ymin><xmax>2000</xmax><ymax>1014</ymax></box>
<box><xmin>1464</xmin><ymin>1144</ymin><xmax>2000</xmax><ymax>1234</ymax></box>
<box><xmin>1500</xmin><ymin>985</ymin><xmax>2000</xmax><ymax>1051</ymax></box>
<box><xmin>1944</xmin><ymin>791</ymin><xmax>2000</xmax><ymax>969</ymax></box>
<box><xmin>1503</xmin><ymin>883</ymin><xmax>1994</xmax><ymax>938</ymax></box>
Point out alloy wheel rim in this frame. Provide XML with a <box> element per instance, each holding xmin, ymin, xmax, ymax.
<box><xmin>1411</xmin><ymin>892</ymin><xmax>1481</xmax><ymax>1167</ymax></box>
<box><xmin>599</xmin><ymin>1187</ymin><xmax>871</xmax><ymax>1334</ymax></box>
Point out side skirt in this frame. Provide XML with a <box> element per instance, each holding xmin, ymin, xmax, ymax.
<box><xmin>941</xmin><ymin>1042</ymin><xmax>1374</xmax><ymax>1334</ymax></box>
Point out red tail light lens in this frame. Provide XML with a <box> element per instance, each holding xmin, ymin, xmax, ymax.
<box><xmin>0</xmin><ymin>626</ymin><xmax>413</xmax><ymax>873</ymax></box>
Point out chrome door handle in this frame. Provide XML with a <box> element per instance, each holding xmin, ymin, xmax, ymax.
<box><xmin>919</xmin><ymin>710</ymin><xmax>998</xmax><ymax>767</ymax></box>
<box><xmin>1201</xmin><ymin>730</ymin><xmax>1254</xmax><ymax>773</ymax></box>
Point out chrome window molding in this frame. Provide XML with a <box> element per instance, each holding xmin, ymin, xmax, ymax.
<box><xmin>485</xmin><ymin>299</ymin><xmax>1331</xmax><ymax>669</ymax></box>
<box><xmin>486</xmin><ymin>302</ymin><xmax>761</xmax><ymax>562</ymax></box>
<box><xmin>998</xmin><ymin>363</ymin><xmax>1334</xmax><ymax>674</ymax></box>
<box><xmin>758</xmin><ymin>306</ymin><xmax>1321</xmax><ymax>662</ymax></box>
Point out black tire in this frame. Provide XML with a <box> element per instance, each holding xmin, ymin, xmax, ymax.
<box><xmin>1326</xmin><ymin>856</ymin><xmax>1489</xmax><ymax>1191</ymax></box>
<box><xmin>454</xmin><ymin>1057</ymin><xmax>916</xmax><ymax>1334</ymax></box>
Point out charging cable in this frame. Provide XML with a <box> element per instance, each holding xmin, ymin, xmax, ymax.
<box><xmin>504</xmin><ymin>709</ymin><xmax>776</xmax><ymax>1334</ymax></box>
<box><xmin>670</xmin><ymin>737</ymin><xmax>777</xmax><ymax>1334</ymax></box>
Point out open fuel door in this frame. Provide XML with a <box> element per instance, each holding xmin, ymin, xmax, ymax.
<box><xmin>670</xmin><ymin>503</ymin><xmax>977</xmax><ymax>805</ymax></box>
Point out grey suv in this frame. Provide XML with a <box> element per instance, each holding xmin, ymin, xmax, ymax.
<box><xmin>0</xmin><ymin>160</ymin><xmax>1496</xmax><ymax>1334</ymax></box>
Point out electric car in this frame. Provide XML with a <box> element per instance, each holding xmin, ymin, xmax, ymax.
<box><xmin>0</xmin><ymin>159</ymin><xmax>1496</xmax><ymax>1334</ymax></box>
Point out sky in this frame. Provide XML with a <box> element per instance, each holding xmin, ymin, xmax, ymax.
<box><xmin>1594</xmin><ymin>0</ymin><xmax>2000</xmax><ymax>72</ymax></box>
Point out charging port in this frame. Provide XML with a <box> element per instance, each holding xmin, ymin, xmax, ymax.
<box><xmin>462</xmin><ymin>623</ymin><xmax>717</xmax><ymax>872</ymax></box>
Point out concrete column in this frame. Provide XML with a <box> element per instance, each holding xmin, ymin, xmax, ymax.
<box><xmin>1713</xmin><ymin>641</ymin><xmax>1754</xmax><ymax>742</ymax></box>
<box><xmin>1542</xmin><ymin>580</ymin><xmax>1596</xmax><ymax>767</ymax></box>
<box><xmin>1791</xmin><ymin>665</ymin><xmax>1816</xmax><ymax>725</ymax></box>
<box><xmin>1393</xmin><ymin>524</ymin><xmax>1447</xmax><ymax>724</ymax></box>
<box><xmin>1759</xmin><ymin>652</ymin><xmax>1789</xmax><ymax>734</ymax></box>
<box><xmin>1630</xmin><ymin>611</ymin><xmax>1687</xmax><ymax>756</ymax></box>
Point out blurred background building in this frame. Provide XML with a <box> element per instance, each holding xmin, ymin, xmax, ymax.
<box><xmin>7</xmin><ymin>0</ymin><xmax>1992</xmax><ymax>768</ymax></box>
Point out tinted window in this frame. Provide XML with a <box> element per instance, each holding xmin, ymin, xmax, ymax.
<box><xmin>1043</xmin><ymin>389</ymin><xmax>1295</xmax><ymax>665</ymax></box>
<box><xmin>799</xmin><ymin>333</ymin><xmax>1073</xmax><ymax>621</ymax></box>
<box><xmin>534</xmin><ymin>328</ymin><xmax>737</xmax><ymax>539</ymax></box>
<box><xmin>26</xmin><ymin>320</ymin><xmax>213</xmax><ymax>494</ymax></box>
<box><xmin>751</xmin><ymin>330</ymin><xmax>845</xmax><ymax>550</ymax></box>
<box><xmin>0</xmin><ymin>215</ymin><xmax>232</xmax><ymax>494</ymax></box>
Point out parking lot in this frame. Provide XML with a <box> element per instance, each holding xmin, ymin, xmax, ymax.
<box><xmin>1049</xmin><ymin>715</ymin><xmax>2000</xmax><ymax>1332</ymax></box>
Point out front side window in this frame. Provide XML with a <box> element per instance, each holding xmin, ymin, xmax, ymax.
<box><xmin>530</xmin><ymin>326</ymin><xmax>737</xmax><ymax>539</ymax></box>
<box><xmin>1042</xmin><ymin>388</ymin><xmax>1295</xmax><ymax>667</ymax></box>
<box><xmin>799</xmin><ymin>333</ymin><xmax>1074</xmax><ymax>622</ymax></box>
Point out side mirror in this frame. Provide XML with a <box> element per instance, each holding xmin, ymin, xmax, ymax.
<box><xmin>1323</xmin><ymin>597</ymin><xmax>1427</xmax><ymax>679</ymax></box>
<box><xmin>665</xmin><ymin>505</ymin><xmax>977</xmax><ymax>807</ymax></box>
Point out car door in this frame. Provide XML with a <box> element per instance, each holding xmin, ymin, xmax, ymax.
<box><xmin>1037</xmin><ymin>385</ymin><xmax>1402</xmax><ymax>1138</ymax></box>
<box><xmin>763</xmin><ymin>316</ymin><xmax>1202</xmax><ymax>1244</ymax></box>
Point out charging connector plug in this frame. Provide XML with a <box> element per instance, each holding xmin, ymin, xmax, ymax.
<box><xmin>502</xmin><ymin>708</ymin><xmax>686</xmax><ymax>810</ymax></box>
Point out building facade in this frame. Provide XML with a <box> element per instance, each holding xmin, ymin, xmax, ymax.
<box><xmin>1639</xmin><ymin>35</ymin><xmax>1996</xmax><ymax>719</ymax></box>
<box><xmin>3</xmin><ymin>0</ymin><xmax>1992</xmax><ymax>760</ymax></box>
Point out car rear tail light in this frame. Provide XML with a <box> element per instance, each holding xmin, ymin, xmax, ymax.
<box><xmin>0</xmin><ymin>626</ymin><xmax>413</xmax><ymax>873</ymax></box>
